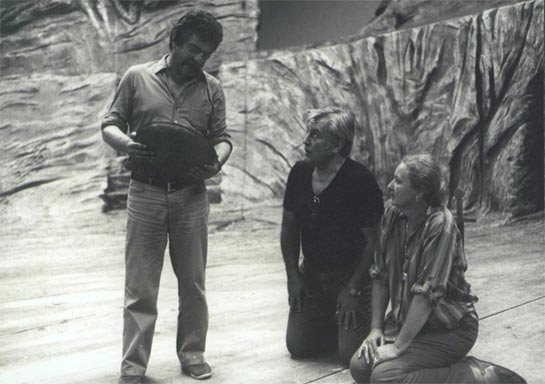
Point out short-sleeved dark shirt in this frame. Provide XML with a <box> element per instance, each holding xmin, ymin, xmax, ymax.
<box><xmin>283</xmin><ymin>158</ymin><xmax>384</xmax><ymax>271</ymax></box>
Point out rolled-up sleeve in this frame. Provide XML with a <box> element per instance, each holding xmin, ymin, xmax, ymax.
<box><xmin>101</xmin><ymin>68</ymin><xmax>134</xmax><ymax>132</ymax></box>
<box><xmin>410</xmin><ymin>212</ymin><xmax>458</xmax><ymax>306</ymax></box>
<box><xmin>208</xmin><ymin>82</ymin><xmax>231</xmax><ymax>148</ymax></box>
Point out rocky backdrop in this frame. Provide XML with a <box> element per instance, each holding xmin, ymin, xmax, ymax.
<box><xmin>1</xmin><ymin>0</ymin><xmax>543</xmax><ymax>220</ymax></box>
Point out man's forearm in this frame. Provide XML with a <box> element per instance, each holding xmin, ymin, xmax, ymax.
<box><xmin>347</xmin><ymin>226</ymin><xmax>379</xmax><ymax>290</ymax></box>
<box><xmin>213</xmin><ymin>141</ymin><xmax>232</xmax><ymax>166</ymax></box>
<box><xmin>102</xmin><ymin>125</ymin><xmax>131</xmax><ymax>153</ymax></box>
<box><xmin>280</xmin><ymin>219</ymin><xmax>301</xmax><ymax>279</ymax></box>
<box><xmin>346</xmin><ymin>243</ymin><xmax>374</xmax><ymax>290</ymax></box>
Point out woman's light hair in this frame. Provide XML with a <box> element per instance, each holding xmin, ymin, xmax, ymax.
<box><xmin>400</xmin><ymin>154</ymin><xmax>445</xmax><ymax>206</ymax></box>
<box><xmin>304</xmin><ymin>107</ymin><xmax>356</xmax><ymax>157</ymax></box>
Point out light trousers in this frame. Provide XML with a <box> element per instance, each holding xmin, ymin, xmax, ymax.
<box><xmin>121</xmin><ymin>180</ymin><xmax>209</xmax><ymax>376</ymax></box>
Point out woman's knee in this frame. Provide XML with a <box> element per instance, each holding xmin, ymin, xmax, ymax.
<box><xmin>349</xmin><ymin>352</ymin><xmax>372</xmax><ymax>383</ymax></box>
<box><xmin>339</xmin><ymin>342</ymin><xmax>358</xmax><ymax>367</ymax></box>
<box><xmin>370</xmin><ymin>362</ymin><xmax>406</xmax><ymax>383</ymax></box>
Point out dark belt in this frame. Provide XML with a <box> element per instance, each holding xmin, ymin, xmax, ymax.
<box><xmin>302</xmin><ymin>261</ymin><xmax>355</xmax><ymax>284</ymax></box>
<box><xmin>131</xmin><ymin>172</ymin><xmax>196</xmax><ymax>193</ymax></box>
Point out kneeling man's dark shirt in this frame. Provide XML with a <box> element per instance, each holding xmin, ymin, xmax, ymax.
<box><xmin>283</xmin><ymin>158</ymin><xmax>384</xmax><ymax>271</ymax></box>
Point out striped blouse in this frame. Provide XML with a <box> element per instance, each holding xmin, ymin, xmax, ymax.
<box><xmin>370</xmin><ymin>205</ymin><xmax>478</xmax><ymax>331</ymax></box>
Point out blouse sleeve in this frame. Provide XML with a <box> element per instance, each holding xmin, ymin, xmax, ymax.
<box><xmin>410</xmin><ymin>209</ymin><xmax>462</xmax><ymax>306</ymax></box>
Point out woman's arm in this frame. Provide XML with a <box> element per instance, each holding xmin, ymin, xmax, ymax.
<box><xmin>371</xmin><ymin>279</ymin><xmax>390</xmax><ymax>331</ymax></box>
<box><xmin>375</xmin><ymin>292</ymin><xmax>432</xmax><ymax>364</ymax></box>
<box><xmin>395</xmin><ymin>294</ymin><xmax>432</xmax><ymax>350</ymax></box>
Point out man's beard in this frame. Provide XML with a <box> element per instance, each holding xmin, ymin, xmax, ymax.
<box><xmin>180</xmin><ymin>60</ymin><xmax>202</xmax><ymax>75</ymax></box>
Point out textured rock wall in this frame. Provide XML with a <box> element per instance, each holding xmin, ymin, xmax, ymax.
<box><xmin>0</xmin><ymin>0</ymin><xmax>259</xmax><ymax>212</ymax></box>
<box><xmin>359</xmin><ymin>0</ymin><xmax>527</xmax><ymax>37</ymax></box>
<box><xmin>0</xmin><ymin>0</ymin><xmax>259</xmax><ymax>76</ymax></box>
<box><xmin>0</xmin><ymin>73</ymin><xmax>118</xmax><ymax>223</ymax></box>
<box><xmin>1</xmin><ymin>0</ymin><xmax>542</xmax><ymax>219</ymax></box>
<box><xmin>221</xmin><ymin>0</ymin><xmax>544</xmax><ymax>218</ymax></box>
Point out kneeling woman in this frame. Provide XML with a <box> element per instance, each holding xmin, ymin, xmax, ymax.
<box><xmin>281</xmin><ymin>108</ymin><xmax>384</xmax><ymax>365</ymax></box>
<box><xmin>350</xmin><ymin>154</ymin><xmax>525</xmax><ymax>383</ymax></box>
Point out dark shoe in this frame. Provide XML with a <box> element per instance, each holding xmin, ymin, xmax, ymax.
<box><xmin>182</xmin><ymin>362</ymin><xmax>213</xmax><ymax>380</ymax></box>
<box><xmin>466</xmin><ymin>356</ymin><xmax>526</xmax><ymax>383</ymax></box>
<box><xmin>118</xmin><ymin>375</ymin><xmax>143</xmax><ymax>384</ymax></box>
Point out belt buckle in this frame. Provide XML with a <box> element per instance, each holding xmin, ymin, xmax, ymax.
<box><xmin>167</xmin><ymin>182</ymin><xmax>177</xmax><ymax>193</ymax></box>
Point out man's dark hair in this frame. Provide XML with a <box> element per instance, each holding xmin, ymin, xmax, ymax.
<box><xmin>169</xmin><ymin>9</ymin><xmax>223</xmax><ymax>51</ymax></box>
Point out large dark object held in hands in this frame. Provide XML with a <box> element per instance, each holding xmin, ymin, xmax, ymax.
<box><xmin>135</xmin><ymin>121</ymin><xmax>217</xmax><ymax>180</ymax></box>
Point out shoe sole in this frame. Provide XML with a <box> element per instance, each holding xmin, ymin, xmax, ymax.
<box><xmin>190</xmin><ymin>372</ymin><xmax>212</xmax><ymax>380</ymax></box>
<box><xmin>182</xmin><ymin>368</ymin><xmax>213</xmax><ymax>380</ymax></box>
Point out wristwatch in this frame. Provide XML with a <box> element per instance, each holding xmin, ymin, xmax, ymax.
<box><xmin>349</xmin><ymin>287</ymin><xmax>362</xmax><ymax>297</ymax></box>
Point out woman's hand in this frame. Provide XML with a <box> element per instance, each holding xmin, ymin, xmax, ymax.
<box><xmin>374</xmin><ymin>344</ymin><xmax>403</xmax><ymax>365</ymax></box>
<box><xmin>357</xmin><ymin>328</ymin><xmax>384</xmax><ymax>365</ymax></box>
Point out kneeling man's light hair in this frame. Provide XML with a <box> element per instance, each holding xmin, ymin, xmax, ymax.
<box><xmin>305</xmin><ymin>107</ymin><xmax>356</xmax><ymax>157</ymax></box>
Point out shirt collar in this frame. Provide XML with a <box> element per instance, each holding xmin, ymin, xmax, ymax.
<box><xmin>399</xmin><ymin>205</ymin><xmax>443</xmax><ymax>230</ymax></box>
<box><xmin>152</xmin><ymin>55</ymin><xmax>207</xmax><ymax>82</ymax></box>
<box><xmin>151</xmin><ymin>55</ymin><xmax>169</xmax><ymax>74</ymax></box>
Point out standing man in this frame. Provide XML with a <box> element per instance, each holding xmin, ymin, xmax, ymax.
<box><xmin>101</xmin><ymin>10</ymin><xmax>232</xmax><ymax>384</ymax></box>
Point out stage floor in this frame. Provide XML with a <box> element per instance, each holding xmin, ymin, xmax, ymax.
<box><xmin>1</xmin><ymin>201</ymin><xmax>543</xmax><ymax>384</ymax></box>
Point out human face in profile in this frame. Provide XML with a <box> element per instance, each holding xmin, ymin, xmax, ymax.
<box><xmin>303</xmin><ymin>122</ymin><xmax>338</xmax><ymax>165</ymax></box>
<box><xmin>169</xmin><ymin>33</ymin><xmax>215</xmax><ymax>80</ymax></box>
<box><xmin>388</xmin><ymin>163</ymin><xmax>420</xmax><ymax>209</ymax></box>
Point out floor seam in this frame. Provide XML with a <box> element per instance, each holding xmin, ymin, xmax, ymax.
<box><xmin>480</xmin><ymin>295</ymin><xmax>545</xmax><ymax>320</ymax></box>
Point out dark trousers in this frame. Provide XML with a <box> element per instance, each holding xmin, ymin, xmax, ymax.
<box><xmin>286</xmin><ymin>264</ymin><xmax>372</xmax><ymax>366</ymax></box>
<box><xmin>350</xmin><ymin>313</ymin><xmax>479</xmax><ymax>383</ymax></box>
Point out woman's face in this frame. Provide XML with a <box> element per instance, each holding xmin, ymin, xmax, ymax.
<box><xmin>388</xmin><ymin>163</ymin><xmax>420</xmax><ymax>209</ymax></box>
<box><xmin>303</xmin><ymin>123</ymin><xmax>338</xmax><ymax>164</ymax></box>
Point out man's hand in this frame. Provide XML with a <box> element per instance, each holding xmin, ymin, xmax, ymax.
<box><xmin>337</xmin><ymin>288</ymin><xmax>360</xmax><ymax>330</ymax></box>
<box><xmin>357</xmin><ymin>328</ymin><xmax>385</xmax><ymax>365</ymax></box>
<box><xmin>188</xmin><ymin>161</ymin><xmax>221</xmax><ymax>180</ymax></box>
<box><xmin>287</xmin><ymin>273</ymin><xmax>306</xmax><ymax>313</ymax></box>
<box><xmin>128</xmin><ymin>132</ymin><xmax>154</xmax><ymax>160</ymax></box>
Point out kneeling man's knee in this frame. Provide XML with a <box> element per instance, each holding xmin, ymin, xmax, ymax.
<box><xmin>286</xmin><ymin>333</ymin><xmax>314</xmax><ymax>358</ymax></box>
